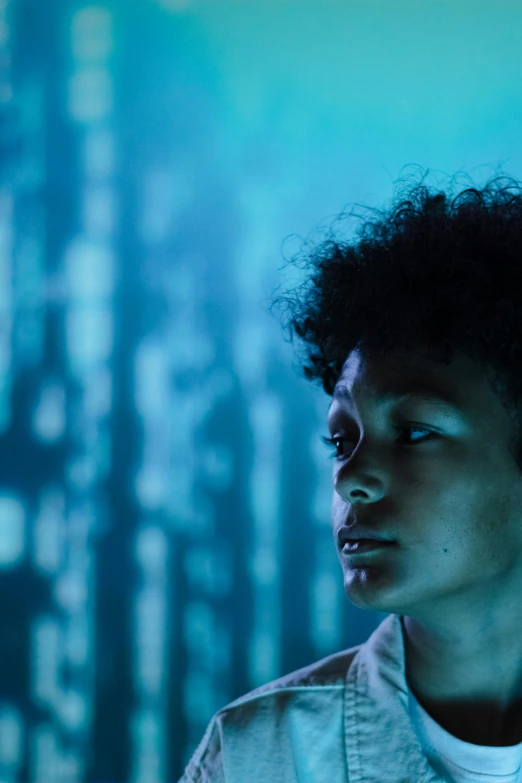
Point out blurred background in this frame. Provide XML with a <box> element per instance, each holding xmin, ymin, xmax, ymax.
<box><xmin>1</xmin><ymin>0</ymin><xmax>522</xmax><ymax>780</ymax></box>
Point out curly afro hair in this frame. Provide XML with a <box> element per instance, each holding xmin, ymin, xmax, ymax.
<box><xmin>270</xmin><ymin>171</ymin><xmax>522</xmax><ymax>465</ymax></box>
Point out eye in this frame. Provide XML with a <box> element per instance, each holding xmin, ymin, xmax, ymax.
<box><xmin>396</xmin><ymin>426</ymin><xmax>433</xmax><ymax>445</ymax></box>
<box><xmin>320</xmin><ymin>426</ymin><xmax>433</xmax><ymax>460</ymax></box>
<box><xmin>320</xmin><ymin>433</ymin><xmax>357</xmax><ymax>460</ymax></box>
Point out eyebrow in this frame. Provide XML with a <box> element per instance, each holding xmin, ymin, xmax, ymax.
<box><xmin>331</xmin><ymin>382</ymin><xmax>464</xmax><ymax>413</ymax></box>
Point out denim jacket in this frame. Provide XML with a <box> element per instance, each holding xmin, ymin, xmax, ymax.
<box><xmin>178</xmin><ymin>613</ymin><xmax>446</xmax><ymax>783</ymax></box>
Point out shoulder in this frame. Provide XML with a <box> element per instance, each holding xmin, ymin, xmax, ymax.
<box><xmin>178</xmin><ymin>644</ymin><xmax>362</xmax><ymax>782</ymax></box>
<box><xmin>224</xmin><ymin>643</ymin><xmax>361</xmax><ymax>708</ymax></box>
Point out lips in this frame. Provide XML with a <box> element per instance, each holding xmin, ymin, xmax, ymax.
<box><xmin>341</xmin><ymin>538</ymin><xmax>397</xmax><ymax>554</ymax></box>
<box><xmin>337</xmin><ymin>525</ymin><xmax>397</xmax><ymax>547</ymax></box>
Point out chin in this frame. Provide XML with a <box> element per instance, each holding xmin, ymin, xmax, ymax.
<box><xmin>342</xmin><ymin>564</ymin><xmax>414</xmax><ymax>615</ymax></box>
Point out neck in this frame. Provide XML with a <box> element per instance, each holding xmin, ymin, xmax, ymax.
<box><xmin>402</xmin><ymin>610</ymin><xmax>522</xmax><ymax>747</ymax></box>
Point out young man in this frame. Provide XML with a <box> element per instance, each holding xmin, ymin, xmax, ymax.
<box><xmin>179</xmin><ymin>175</ymin><xmax>522</xmax><ymax>782</ymax></box>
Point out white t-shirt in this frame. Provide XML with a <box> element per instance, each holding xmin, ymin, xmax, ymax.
<box><xmin>409</xmin><ymin>687</ymin><xmax>522</xmax><ymax>783</ymax></box>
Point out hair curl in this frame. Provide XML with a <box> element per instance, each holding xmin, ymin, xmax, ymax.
<box><xmin>270</xmin><ymin>170</ymin><xmax>522</xmax><ymax>466</ymax></box>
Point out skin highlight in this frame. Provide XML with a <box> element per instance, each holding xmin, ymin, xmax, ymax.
<box><xmin>328</xmin><ymin>345</ymin><xmax>522</xmax><ymax>746</ymax></box>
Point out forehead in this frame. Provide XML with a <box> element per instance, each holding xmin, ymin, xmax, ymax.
<box><xmin>330</xmin><ymin>348</ymin><xmax>490</xmax><ymax>412</ymax></box>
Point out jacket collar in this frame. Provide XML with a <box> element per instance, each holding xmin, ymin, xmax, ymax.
<box><xmin>344</xmin><ymin>613</ymin><xmax>446</xmax><ymax>783</ymax></box>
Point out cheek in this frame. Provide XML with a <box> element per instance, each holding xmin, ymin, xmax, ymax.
<box><xmin>396</xmin><ymin>460</ymin><xmax>488</xmax><ymax>542</ymax></box>
<box><xmin>414</xmin><ymin>467</ymin><xmax>519</xmax><ymax>561</ymax></box>
<box><xmin>331</xmin><ymin>490</ymin><xmax>348</xmax><ymax>520</ymax></box>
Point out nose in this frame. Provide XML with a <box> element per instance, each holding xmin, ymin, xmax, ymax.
<box><xmin>335</xmin><ymin>472</ymin><xmax>385</xmax><ymax>504</ymax></box>
<box><xmin>333</xmin><ymin>444</ymin><xmax>386</xmax><ymax>504</ymax></box>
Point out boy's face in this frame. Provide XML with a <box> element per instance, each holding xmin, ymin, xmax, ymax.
<box><xmin>328</xmin><ymin>346</ymin><xmax>522</xmax><ymax>619</ymax></box>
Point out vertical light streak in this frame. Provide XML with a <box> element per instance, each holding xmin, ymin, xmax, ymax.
<box><xmin>247</xmin><ymin>392</ymin><xmax>282</xmax><ymax>686</ymax></box>
<box><xmin>309</xmin><ymin>396</ymin><xmax>344</xmax><ymax>657</ymax></box>
<box><xmin>29</xmin><ymin>6</ymin><xmax>117</xmax><ymax>781</ymax></box>
<box><xmin>0</xmin><ymin>0</ymin><xmax>13</xmax><ymax>434</ymax></box>
<box><xmin>131</xmin><ymin>525</ymin><xmax>169</xmax><ymax>783</ymax></box>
